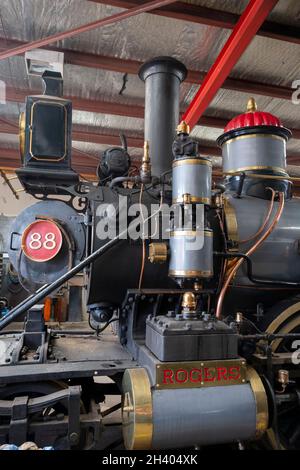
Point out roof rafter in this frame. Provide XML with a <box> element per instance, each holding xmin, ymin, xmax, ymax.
<box><xmin>0</xmin><ymin>37</ymin><xmax>292</xmax><ymax>101</ymax></box>
<box><xmin>93</xmin><ymin>0</ymin><xmax>300</xmax><ymax>45</ymax></box>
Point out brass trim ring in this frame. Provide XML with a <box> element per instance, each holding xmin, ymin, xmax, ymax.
<box><xmin>224</xmin><ymin>165</ymin><xmax>288</xmax><ymax>176</ymax></box>
<box><xmin>122</xmin><ymin>368</ymin><xmax>153</xmax><ymax>450</ymax></box>
<box><xmin>169</xmin><ymin>269</ymin><xmax>213</xmax><ymax>278</ymax></box>
<box><xmin>170</xmin><ymin>229</ymin><xmax>213</xmax><ymax>237</ymax></box>
<box><xmin>172</xmin><ymin>196</ymin><xmax>211</xmax><ymax>205</ymax></box>
<box><xmin>172</xmin><ymin>158</ymin><xmax>212</xmax><ymax>168</ymax></box>
<box><xmin>247</xmin><ymin>367</ymin><xmax>269</xmax><ymax>439</ymax></box>
<box><xmin>223</xmin><ymin>197</ymin><xmax>239</xmax><ymax>250</ymax></box>
<box><xmin>222</xmin><ymin>133</ymin><xmax>285</xmax><ymax>146</ymax></box>
<box><xmin>29</xmin><ymin>100</ymin><xmax>68</xmax><ymax>162</ymax></box>
<box><xmin>19</xmin><ymin>111</ymin><xmax>26</xmax><ymax>161</ymax></box>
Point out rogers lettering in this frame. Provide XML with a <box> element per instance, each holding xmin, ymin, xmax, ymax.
<box><xmin>156</xmin><ymin>359</ymin><xmax>246</xmax><ymax>389</ymax></box>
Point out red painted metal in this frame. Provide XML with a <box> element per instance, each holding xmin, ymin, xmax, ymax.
<box><xmin>0</xmin><ymin>0</ymin><xmax>178</xmax><ymax>61</ymax></box>
<box><xmin>94</xmin><ymin>1</ymin><xmax>300</xmax><ymax>45</ymax></box>
<box><xmin>224</xmin><ymin>111</ymin><xmax>282</xmax><ymax>132</ymax></box>
<box><xmin>3</xmin><ymin>86</ymin><xmax>300</xmax><ymax>139</ymax></box>
<box><xmin>182</xmin><ymin>0</ymin><xmax>279</xmax><ymax>130</ymax></box>
<box><xmin>21</xmin><ymin>219</ymin><xmax>63</xmax><ymax>263</ymax></box>
<box><xmin>0</xmin><ymin>37</ymin><xmax>292</xmax><ymax>101</ymax></box>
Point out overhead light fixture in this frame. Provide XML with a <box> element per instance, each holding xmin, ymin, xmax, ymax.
<box><xmin>25</xmin><ymin>49</ymin><xmax>64</xmax><ymax>78</ymax></box>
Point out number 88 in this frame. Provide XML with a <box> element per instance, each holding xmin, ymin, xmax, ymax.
<box><xmin>29</xmin><ymin>232</ymin><xmax>56</xmax><ymax>250</ymax></box>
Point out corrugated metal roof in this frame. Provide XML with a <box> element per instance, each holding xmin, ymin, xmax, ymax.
<box><xmin>0</xmin><ymin>0</ymin><xmax>299</xmax><ymax>166</ymax></box>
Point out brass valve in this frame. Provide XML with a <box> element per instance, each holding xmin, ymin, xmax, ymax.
<box><xmin>140</xmin><ymin>140</ymin><xmax>151</xmax><ymax>183</ymax></box>
<box><xmin>148</xmin><ymin>243</ymin><xmax>168</xmax><ymax>264</ymax></box>
<box><xmin>19</xmin><ymin>111</ymin><xmax>26</xmax><ymax>161</ymax></box>
<box><xmin>246</xmin><ymin>97</ymin><xmax>257</xmax><ymax>113</ymax></box>
<box><xmin>182</xmin><ymin>292</ymin><xmax>197</xmax><ymax>310</ymax></box>
<box><xmin>277</xmin><ymin>369</ymin><xmax>289</xmax><ymax>393</ymax></box>
<box><xmin>176</xmin><ymin>120</ymin><xmax>190</xmax><ymax>135</ymax></box>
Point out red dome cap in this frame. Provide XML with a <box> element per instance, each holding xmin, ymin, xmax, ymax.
<box><xmin>224</xmin><ymin>98</ymin><xmax>282</xmax><ymax>133</ymax></box>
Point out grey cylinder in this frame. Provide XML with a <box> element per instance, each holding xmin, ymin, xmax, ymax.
<box><xmin>221</xmin><ymin>134</ymin><xmax>288</xmax><ymax>175</ymax></box>
<box><xmin>225</xmin><ymin>193</ymin><xmax>300</xmax><ymax>284</ymax></box>
<box><xmin>152</xmin><ymin>384</ymin><xmax>256</xmax><ymax>448</ymax></box>
<box><xmin>169</xmin><ymin>229</ymin><xmax>213</xmax><ymax>279</ymax></box>
<box><xmin>139</xmin><ymin>57</ymin><xmax>187</xmax><ymax>176</ymax></box>
<box><xmin>172</xmin><ymin>157</ymin><xmax>212</xmax><ymax>204</ymax></box>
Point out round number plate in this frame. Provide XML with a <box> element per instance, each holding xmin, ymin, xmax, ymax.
<box><xmin>21</xmin><ymin>219</ymin><xmax>63</xmax><ymax>263</ymax></box>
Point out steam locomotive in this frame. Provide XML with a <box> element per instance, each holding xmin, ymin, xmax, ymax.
<box><xmin>0</xmin><ymin>56</ymin><xmax>300</xmax><ymax>450</ymax></box>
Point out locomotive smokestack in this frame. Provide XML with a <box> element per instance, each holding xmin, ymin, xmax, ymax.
<box><xmin>139</xmin><ymin>57</ymin><xmax>187</xmax><ymax>176</ymax></box>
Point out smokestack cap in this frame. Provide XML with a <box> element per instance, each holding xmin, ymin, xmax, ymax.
<box><xmin>139</xmin><ymin>56</ymin><xmax>187</xmax><ymax>83</ymax></box>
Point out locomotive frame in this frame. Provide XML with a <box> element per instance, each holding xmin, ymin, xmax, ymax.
<box><xmin>1</xmin><ymin>56</ymin><xmax>300</xmax><ymax>450</ymax></box>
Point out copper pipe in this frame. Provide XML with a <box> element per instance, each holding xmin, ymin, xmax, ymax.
<box><xmin>216</xmin><ymin>191</ymin><xmax>285</xmax><ymax>319</ymax></box>
<box><xmin>0</xmin><ymin>0</ymin><xmax>178</xmax><ymax>61</ymax></box>
<box><xmin>227</xmin><ymin>187</ymin><xmax>275</xmax><ymax>274</ymax></box>
<box><xmin>239</xmin><ymin>187</ymin><xmax>275</xmax><ymax>243</ymax></box>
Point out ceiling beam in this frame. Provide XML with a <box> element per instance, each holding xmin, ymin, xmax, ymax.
<box><xmin>4</xmin><ymin>86</ymin><xmax>300</xmax><ymax>140</ymax></box>
<box><xmin>1</xmin><ymin>147</ymin><xmax>300</xmax><ymax>194</ymax></box>
<box><xmin>1</xmin><ymin>120</ymin><xmax>300</xmax><ymax>163</ymax></box>
<box><xmin>0</xmin><ymin>147</ymin><xmax>97</xmax><ymax>174</ymax></box>
<box><xmin>0</xmin><ymin>37</ymin><xmax>292</xmax><ymax>101</ymax></box>
<box><xmin>92</xmin><ymin>0</ymin><xmax>300</xmax><ymax>45</ymax></box>
<box><xmin>0</xmin><ymin>0</ymin><xmax>179</xmax><ymax>61</ymax></box>
<box><xmin>182</xmin><ymin>0</ymin><xmax>279</xmax><ymax>129</ymax></box>
<box><xmin>0</xmin><ymin>119</ymin><xmax>223</xmax><ymax>157</ymax></box>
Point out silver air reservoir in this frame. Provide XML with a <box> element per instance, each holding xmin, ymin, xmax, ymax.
<box><xmin>169</xmin><ymin>121</ymin><xmax>213</xmax><ymax>283</ymax></box>
<box><xmin>172</xmin><ymin>122</ymin><xmax>212</xmax><ymax>205</ymax></box>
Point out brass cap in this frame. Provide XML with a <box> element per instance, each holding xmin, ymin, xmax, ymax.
<box><xmin>182</xmin><ymin>292</ymin><xmax>196</xmax><ymax>310</ymax></box>
<box><xmin>277</xmin><ymin>369</ymin><xmax>289</xmax><ymax>385</ymax></box>
<box><xmin>246</xmin><ymin>97</ymin><xmax>257</xmax><ymax>113</ymax></box>
<box><xmin>177</xmin><ymin>120</ymin><xmax>190</xmax><ymax>135</ymax></box>
<box><xmin>148</xmin><ymin>243</ymin><xmax>168</xmax><ymax>264</ymax></box>
<box><xmin>143</xmin><ymin>140</ymin><xmax>150</xmax><ymax>162</ymax></box>
<box><xmin>19</xmin><ymin>111</ymin><xmax>26</xmax><ymax>161</ymax></box>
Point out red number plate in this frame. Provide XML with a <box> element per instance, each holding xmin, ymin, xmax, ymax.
<box><xmin>21</xmin><ymin>219</ymin><xmax>63</xmax><ymax>262</ymax></box>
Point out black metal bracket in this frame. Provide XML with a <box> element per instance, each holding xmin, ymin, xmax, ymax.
<box><xmin>0</xmin><ymin>385</ymin><xmax>101</xmax><ymax>449</ymax></box>
<box><xmin>8</xmin><ymin>305</ymin><xmax>49</xmax><ymax>365</ymax></box>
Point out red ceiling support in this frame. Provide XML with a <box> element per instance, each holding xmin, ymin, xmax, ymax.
<box><xmin>95</xmin><ymin>1</ymin><xmax>300</xmax><ymax>45</ymax></box>
<box><xmin>3</xmin><ymin>86</ymin><xmax>300</xmax><ymax>139</ymax></box>
<box><xmin>0</xmin><ymin>0</ymin><xmax>178</xmax><ymax>61</ymax></box>
<box><xmin>182</xmin><ymin>0</ymin><xmax>279</xmax><ymax>130</ymax></box>
<box><xmin>0</xmin><ymin>37</ymin><xmax>292</xmax><ymax>101</ymax></box>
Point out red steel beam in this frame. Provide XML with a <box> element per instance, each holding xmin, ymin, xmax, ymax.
<box><xmin>2</xmin><ymin>149</ymin><xmax>300</xmax><ymax>195</ymax></box>
<box><xmin>0</xmin><ymin>0</ymin><xmax>178</xmax><ymax>61</ymax></box>
<box><xmin>0</xmin><ymin>118</ymin><xmax>222</xmax><ymax>157</ymax></box>
<box><xmin>0</xmin><ymin>37</ymin><xmax>292</xmax><ymax>101</ymax></box>
<box><xmin>1</xmin><ymin>147</ymin><xmax>299</xmax><ymax>185</ymax></box>
<box><xmin>94</xmin><ymin>0</ymin><xmax>300</xmax><ymax>45</ymax></box>
<box><xmin>0</xmin><ymin>147</ymin><xmax>97</xmax><ymax>173</ymax></box>
<box><xmin>3</xmin><ymin>86</ymin><xmax>300</xmax><ymax>140</ymax></box>
<box><xmin>2</xmin><ymin>119</ymin><xmax>300</xmax><ymax>162</ymax></box>
<box><xmin>4</xmin><ymin>85</ymin><xmax>300</xmax><ymax>140</ymax></box>
<box><xmin>183</xmin><ymin>0</ymin><xmax>279</xmax><ymax>130</ymax></box>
